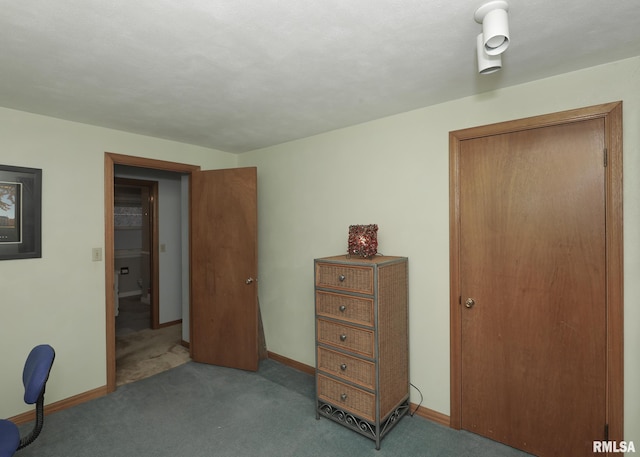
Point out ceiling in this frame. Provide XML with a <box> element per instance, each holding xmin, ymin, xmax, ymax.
<box><xmin>1</xmin><ymin>1</ymin><xmax>639</xmax><ymax>153</ymax></box>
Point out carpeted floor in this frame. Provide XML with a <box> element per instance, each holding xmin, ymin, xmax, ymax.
<box><xmin>17</xmin><ymin>360</ymin><xmax>532</xmax><ymax>457</ymax></box>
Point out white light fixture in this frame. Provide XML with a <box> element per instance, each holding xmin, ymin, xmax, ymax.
<box><xmin>474</xmin><ymin>0</ymin><xmax>510</xmax><ymax>56</ymax></box>
<box><xmin>476</xmin><ymin>33</ymin><xmax>502</xmax><ymax>74</ymax></box>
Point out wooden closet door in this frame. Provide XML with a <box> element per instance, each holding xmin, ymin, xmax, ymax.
<box><xmin>457</xmin><ymin>118</ymin><xmax>607</xmax><ymax>456</ymax></box>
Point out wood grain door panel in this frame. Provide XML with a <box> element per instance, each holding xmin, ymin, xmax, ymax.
<box><xmin>191</xmin><ymin>167</ymin><xmax>259</xmax><ymax>371</ymax></box>
<box><xmin>455</xmin><ymin>116</ymin><xmax>611</xmax><ymax>456</ymax></box>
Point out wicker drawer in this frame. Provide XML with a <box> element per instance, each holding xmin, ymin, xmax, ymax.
<box><xmin>317</xmin><ymin>319</ymin><xmax>374</xmax><ymax>358</ymax></box>
<box><xmin>317</xmin><ymin>346</ymin><xmax>376</xmax><ymax>390</ymax></box>
<box><xmin>315</xmin><ymin>255</ymin><xmax>408</xmax><ymax>449</ymax></box>
<box><xmin>318</xmin><ymin>374</ymin><xmax>375</xmax><ymax>422</ymax></box>
<box><xmin>316</xmin><ymin>291</ymin><xmax>374</xmax><ymax>327</ymax></box>
<box><xmin>315</xmin><ymin>262</ymin><xmax>373</xmax><ymax>295</ymax></box>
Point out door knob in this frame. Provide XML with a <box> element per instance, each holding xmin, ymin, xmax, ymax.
<box><xmin>245</xmin><ymin>277</ymin><xmax>255</xmax><ymax>285</ymax></box>
<box><xmin>465</xmin><ymin>298</ymin><xmax>475</xmax><ymax>309</ymax></box>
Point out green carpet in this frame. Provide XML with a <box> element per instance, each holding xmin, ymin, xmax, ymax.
<box><xmin>17</xmin><ymin>360</ymin><xmax>531</xmax><ymax>456</ymax></box>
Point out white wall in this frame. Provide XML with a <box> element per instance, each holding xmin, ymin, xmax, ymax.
<box><xmin>239</xmin><ymin>56</ymin><xmax>640</xmax><ymax>440</ymax></box>
<box><xmin>0</xmin><ymin>109</ymin><xmax>236</xmax><ymax>417</ymax></box>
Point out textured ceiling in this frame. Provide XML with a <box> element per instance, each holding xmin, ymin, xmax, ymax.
<box><xmin>0</xmin><ymin>0</ymin><xmax>639</xmax><ymax>153</ymax></box>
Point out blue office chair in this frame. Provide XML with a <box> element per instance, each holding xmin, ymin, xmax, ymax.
<box><xmin>0</xmin><ymin>345</ymin><xmax>55</xmax><ymax>457</ymax></box>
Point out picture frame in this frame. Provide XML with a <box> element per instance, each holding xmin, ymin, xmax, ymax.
<box><xmin>0</xmin><ymin>165</ymin><xmax>42</xmax><ymax>260</ymax></box>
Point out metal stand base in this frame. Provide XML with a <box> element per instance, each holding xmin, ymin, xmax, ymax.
<box><xmin>316</xmin><ymin>399</ymin><xmax>410</xmax><ymax>450</ymax></box>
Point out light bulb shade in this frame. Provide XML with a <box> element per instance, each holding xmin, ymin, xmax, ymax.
<box><xmin>477</xmin><ymin>33</ymin><xmax>502</xmax><ymax>74</ymax></box>
<box><xmin>474</xmin><ymin>1</ymin><xmax>510</xmax><ymax>56</ymax></box>
<box><xmin>482</xmin><ymin>8</ymin><xmax>509</xmax><ymax>54</ymax></box>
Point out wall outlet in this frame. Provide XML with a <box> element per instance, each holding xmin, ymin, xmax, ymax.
<box><xmin>92</xmin><ymin>248</ymin><xmax>102</xmax><ymax>262</ymax></box>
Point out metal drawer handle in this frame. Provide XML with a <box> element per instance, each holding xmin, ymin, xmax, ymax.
<box><xmin>340</xmin><ymin>363</ymin><xmax>347</xmax><ymax>371</ymax></box>
<box><xmin>340</xmin><ymin>393</ymin><xmax>348</xmax><ymax>401</ymax></box>
<box><xmin>339</xmin><ymin>274</ymin><xmax>346</xmax><ymax>282</ymax></box>
<box><xmin>340</xmin><ymin>334</ymin><xmax>347</xmax><ymax>342</ymax></box>
<box><xmin>339</xmin><ymin>305</ymin><xmax>346</xmax><ymax>312</ymax></box>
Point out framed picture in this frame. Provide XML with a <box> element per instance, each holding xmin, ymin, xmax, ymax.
<box><xmin>0</xmin><ymin>165</ymin><xmax>42</xmax><ymax>260</ymax></box>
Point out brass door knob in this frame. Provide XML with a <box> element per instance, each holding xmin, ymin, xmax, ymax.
<box><xmin>465</xmin><ymin>298</ymin><xmax>475</xmax><ymax>309</ymax></box>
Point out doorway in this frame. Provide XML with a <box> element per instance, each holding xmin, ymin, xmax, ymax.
<box><xmin>113</xmin><ymin>173</ymin><xmax>191</xmax><ymax>385</ymax></box>
<box><xmin>449</xmin><ymin>102</ymin><xmax>623</xmax><ymax>456</ymax></box>
<box><xmin>105</xmin><ymin>154</ymin><xmax>199</xmax><ymax>392</ymax></box>
<box><xmin>105</xmin><ymin>153</ymin><xmax>260</xmax><ymax>392</ymax></box>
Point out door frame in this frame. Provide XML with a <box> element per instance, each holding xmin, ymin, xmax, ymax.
<box><xmin>449</xmin><ymin>102</ymin><xmax>623</xmax><ymax>441</ymax></box>
<box><xmin>104</xmin><ymin>152</ymin><xmax>199</xmax><ymax>393</ymax></box>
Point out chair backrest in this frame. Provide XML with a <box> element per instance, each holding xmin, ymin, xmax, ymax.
<box><xmin>15</xmin><ymin>344</ymin><xmax>55</xmax><ymax>451</ymax></box>
<box><xmin>22</xmin><ymin>345</ymin><xmax>55</xmax><ymax>405</ymax></box>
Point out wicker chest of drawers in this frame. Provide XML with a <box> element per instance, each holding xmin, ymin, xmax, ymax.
<box><xmin>314</xmin><ymin>255</ymin><xmax>409</xmax><ymax>449</ymax></box>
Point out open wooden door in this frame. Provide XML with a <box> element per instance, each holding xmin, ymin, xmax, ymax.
<box><xmin>190</xmin><ymin>167</ymin><xmax>259</xmax><ymax>371</ymax></box>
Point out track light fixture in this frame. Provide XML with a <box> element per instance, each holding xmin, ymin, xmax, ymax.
<box><xmin>474</xmin><ymin>0</ymin><xmax>510</xmax><ymax>56</ymax></box>
<box><xmin>474</xmin><ymin>0</ymin><xmax>510</xmax><ymax>74</ymax></box>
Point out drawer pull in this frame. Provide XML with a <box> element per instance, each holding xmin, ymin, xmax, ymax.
<box><xmin>339</xmin><ymin>274</ymin><xmax>346</xmax><ymax>282</ymax></box>
<box><xmin>340</xmin><ymin>334</ymin><xmax>347</xmax><ymax>342</ymax></box>
<box><xmin>340</xmin><ymin>393</ymin><xmax>348</xmax><ymax>401</ymax></box>
<box><xmin>339</xmin><ymin>305</ymin><xmax>347</xmax><ymax>312</ymax></box>
<box><xmin>340</xmin><ymin>363</ymin><xmax>347</xmax><ymax>371</ymax></box>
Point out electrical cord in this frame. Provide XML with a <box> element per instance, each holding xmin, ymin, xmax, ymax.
<box><xmin>409</xmin><ymin>383</ymin><xmax>423</xmax><ymax>417</ymax></box>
